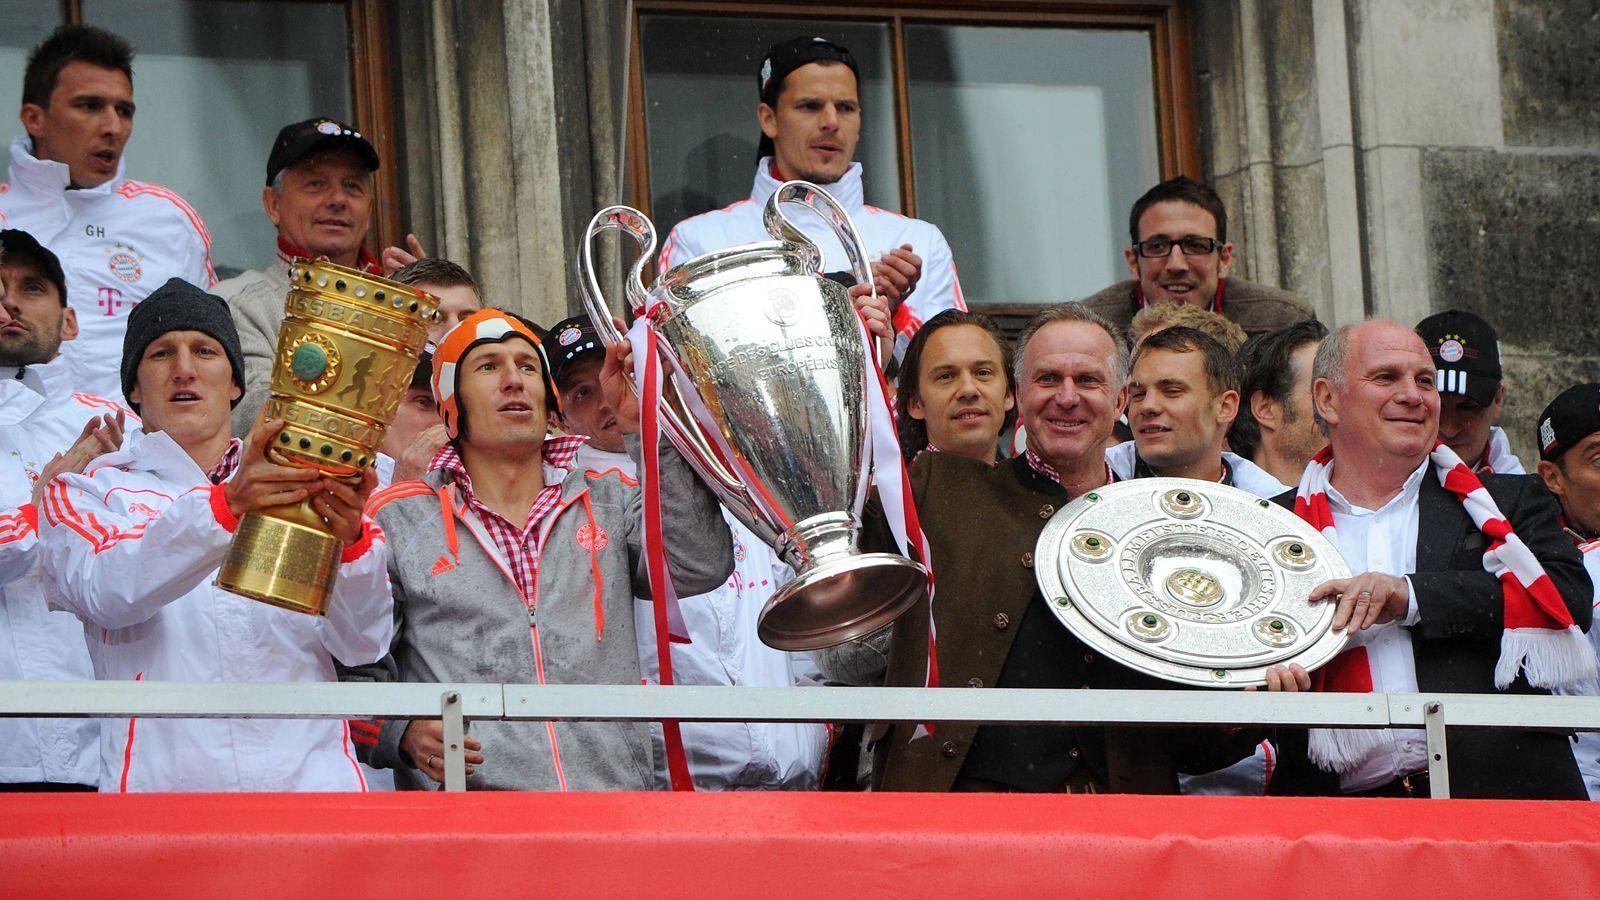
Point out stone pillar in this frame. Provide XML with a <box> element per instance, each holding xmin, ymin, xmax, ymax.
<box><xmin>386</xmin><ymin>0</ymin><xmax>631</xmax><ymax>329</ymax></box>
<box><xmin>1194</xmin><ymin>0</ymin><xmax>1600</xmax><ymax>462</ymax></box>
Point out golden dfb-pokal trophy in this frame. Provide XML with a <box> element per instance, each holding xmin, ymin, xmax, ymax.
<box><xmin>216</xmin><ymin>260</ymin><xmax>438</xmax><ymax>615</ymax></box>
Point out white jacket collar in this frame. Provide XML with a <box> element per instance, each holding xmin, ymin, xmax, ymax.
<box><xmin>112</xmin><ymin>428</ymin><xmax>209</xmax><ymax>481</ymax></box>
<box><xmin>0</xmin><ymin>361</ymin><xmax>46</xmax><ymax>396</ymax></box>
<box><xmin>572</xmin><ymin>443</ymin><xmax>634</xmax><ymax>478</ymax></box>
<box><xmin>750</xmin><ymin>156</ymin><xmax>865</xmax><ymax>215</ymax></box>
<box><xmin>0</xmin><ymin>370</ymin><xmax>45</xmax><ymax>426</ymax></box>
<box><xmin>31</xmin><ymin>354</ymin><xmax>78</xmax><ymax>401</ymax></box>
<box><xmin>0</xmin><ymin>355</ymin><xmax>80</xmax><ymax>424</ymax></box>
<box><xmin>8</xmin><ymin>133</ymin><xmax>126</xmax><ymax>197</ymax></box>
<box><xmin>1103</xmin><ymin>441</ymin><xmax>1288</xmax><ymax>499</ymax></box>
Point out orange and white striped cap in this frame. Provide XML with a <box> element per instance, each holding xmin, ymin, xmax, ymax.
<box><xmin>432</xmin><ymin>308</ymin><xmax>559</xmax><ymax>439</ymax></box>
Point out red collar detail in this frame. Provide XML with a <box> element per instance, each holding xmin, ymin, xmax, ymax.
<box><xmin>276</xmin><ymin>236</ymin><xmax>380</xmax><ymax>274</ymax></box>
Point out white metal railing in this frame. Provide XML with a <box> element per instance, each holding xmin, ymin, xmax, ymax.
<box><xmin>2</xmin><ymin>680</ymin><xmax>1598</xmax><ymax>797</ymax></box>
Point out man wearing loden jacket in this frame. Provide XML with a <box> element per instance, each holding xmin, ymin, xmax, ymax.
<box><xmin>38</xmin><ymin>279</ymin><xmax>392</xmax><ymax>792</ymax></box>
<box><xmin>0</xmin><ymin>228</ymin><xmax>134</xmax><ymax>792</ymax></box>
<box><xmin>347</xmin><ymin>310</ymin><xmax>734</xmax><ymax>790</ymax></box>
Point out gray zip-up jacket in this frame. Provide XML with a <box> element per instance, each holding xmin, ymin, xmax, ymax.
<box><xmin>343</xmin><ymin>436</ymin><xmax>732</xmax><ymax>790</ymax></box>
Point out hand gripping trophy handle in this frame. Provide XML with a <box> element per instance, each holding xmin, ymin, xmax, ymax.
<box><xmin>575</xmin><ymin>182</ymin><xmax>928</xmax><ymax>650</ymax></box>
<box><xmin>577</xmin><ymin>206</ymin><xmax>755</xmax><ymax>517</ymax></box>
<box><xmin>765</xmin><ymin>180</ymin><xmax>881</xmax><ymax>327</ymax></box>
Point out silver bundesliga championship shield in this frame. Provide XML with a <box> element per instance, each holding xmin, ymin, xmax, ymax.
<box><xmin>577</xmin><ymin>181</ymin><xmax>929</xmax><ymax>651</ymax></box>
<box><xmin>1035</xmin><ymin>478</ymin><xmax>1351</xmax><ymax>687</ymax></box>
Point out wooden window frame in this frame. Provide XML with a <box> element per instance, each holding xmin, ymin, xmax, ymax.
<box><xmin>60</xmin><ymin>0</ymin><xmax>401</xmax><ymax>254</ymax></box>
<box><xmin>628</xmin><ymin>0</ymin><xmax>1198</xmax><ymax>319</ymax></box>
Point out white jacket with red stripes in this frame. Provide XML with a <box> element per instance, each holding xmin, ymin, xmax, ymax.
<box><xmin>0</xmin><ymin>135</ymin><xmax>216</xmax><ymax>402</ymax></box>
<box><xmin>0</xmin><ymin>358</ymin><xmax>135</xmax><ymax>788</ymax></box>
<box><xmin>37</xmin><ymin>428</ymin><xmax>393</xmax><ymax>792</ymax></box>
<box><xmin>658</xmin><ymin>158</ymin><xmax>964</xmax><ymax>357</ymax></box>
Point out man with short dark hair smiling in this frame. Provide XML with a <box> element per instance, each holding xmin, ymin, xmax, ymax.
<box><xmin>895</xmin><ymin>308</ymin><xmax>1014</xmax><ymax>464</ymax></box>
<box><xmin>1111</xmin><ymin>325</ymin><xmax>1284</xmax><ymax>497</ymax></box>
<box><xmin>1082</xmin><ymin>176</ymin><xmax>1312</xmax><ymax>341</ymax></box>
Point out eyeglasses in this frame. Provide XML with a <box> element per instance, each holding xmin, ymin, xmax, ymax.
<box><xmin>1133</xmin><ymin>236</ymin><xmax>1221</xmax><ymax>259</ymax></box>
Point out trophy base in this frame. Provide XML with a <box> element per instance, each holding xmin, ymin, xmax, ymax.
<box><xmin>757</xmin><ymin>553</ymin><xmax>928</xmax><ymax>651</ymax></box>
<box><xmin>215</xmin><ymin>512</ymin><xmax>342</xmax><ymax>617</ymax></box>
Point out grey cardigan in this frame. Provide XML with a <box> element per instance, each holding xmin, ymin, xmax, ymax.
<box><xmin>343</xmin><ymin>436</ymin><xmax>733</xmax><ymax>790</ymax></box>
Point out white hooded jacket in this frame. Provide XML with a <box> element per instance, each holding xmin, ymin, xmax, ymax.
<box><xmin>659</xmin><ymin>158</ymin><xmax>964</xmax><ymax>357</ymax></box>
<box><xmin>0</xmin><ymin>358</ymin><xmax>134</xmax><ymax>787</ymax></box>
<box><xmin>38</xmin><ymin>428</ymin><xmax>393</xmax><ymax>792</ymax></box>
<box><xmin>0</xmin><ymin>135</ymin><xmax>215</xmax><ymax>401</ymax></box>
<box><xmin>1559</xmin><ymin>541</ymin><xmax>1600</xmax><ymax>801</ymax></box>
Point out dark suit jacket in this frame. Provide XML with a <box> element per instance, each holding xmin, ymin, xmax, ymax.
<box><xmin>1270</xmin><ymin>471</ymin><xmax>1593</xmax><ymax>799</ymax></box>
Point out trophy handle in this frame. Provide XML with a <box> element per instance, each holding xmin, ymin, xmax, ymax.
<box><xmin>578</xmin><ymin>205</ymin><xmax>656</xmax><ymax>344</ymax></box>
<box><xmin>575</xmin><ymin>205</ymin><xmax>763</xmax><ymax>521</ymax></box>
<box><xmin>765</xmin><ymin>180</ymin><xmax>878</xmax><ymax>309</ymax></box>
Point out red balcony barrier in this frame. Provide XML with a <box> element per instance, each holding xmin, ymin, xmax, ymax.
<box><xmin>3</xmin><ymin>792</ymin><xmax>1599</xmax><ymax>898</ymax></box>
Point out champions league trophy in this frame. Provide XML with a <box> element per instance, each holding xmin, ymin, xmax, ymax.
<box><xmin>216</xmin><ymin>261</ymin><xmax>438</xmax><ymax>615</ymax></box>
<box><xmin>577</xmin><ymin>181</ymin><xmax>929</xmax><ymax>650</ymax></box>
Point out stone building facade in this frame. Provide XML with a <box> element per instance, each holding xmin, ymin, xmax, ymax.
<box><xmin>1194</xmin><ymin>0</ymin><xmax>1597</xmax><ymax>462</ymax></box>
<box><xmin>387</xmin><ymin>0</ymin><xmax>1597</xmax><ymax>462</ymax></box>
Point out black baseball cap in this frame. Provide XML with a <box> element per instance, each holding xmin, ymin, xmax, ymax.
<box><xmin>543</xmin><ymin>315</ymin><xmax>604</xmax><ymax>387</ymax></box>
<box><xmin>1416</xmin><ymin>309</ymin><xmax>1502</xmax><ymax>406</ymax></box>
<box><xmin>755</xmin><ymin>37</ymin><xmax>859</xmax><ymax>161</ymax></box>
<box><xmin>410</xmin><ymin>349</ymin><xmax>434</xmax><ymax>391</ymax></box>
<box><xmin>0</xmin><ymin>229</ymin><xmax>67</xmax><ymax>304</ymax></box>
<box><xmin>1538</xmin><ymin>383</ymin><xmax>1600</xmax><ymax>462</ymax></box>
<box><xmin>265</xmin><ymin>117</ymin><xmax>379</xmax><ymax>187</ymax></box>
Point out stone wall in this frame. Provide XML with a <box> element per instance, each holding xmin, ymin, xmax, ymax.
<box><xmin>1194</xmin><ymin>0</ymin><xmax>1600</xmax><ymax>464</ymax></box>
<box><xmin>385</xmin><ymin>0</ymin><xmax>630</xmax><ymax>329</ymax></box>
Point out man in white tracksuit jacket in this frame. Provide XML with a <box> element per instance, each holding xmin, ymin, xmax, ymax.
<box><xmin>658</xmin><ymin>36</ymin><xmax>963</xmax><ymax>359</ymax></box>
<box><xmin>39</xmin><ymin>279</ymin><xmax>391</xmax><ymax>792</ymax></box>
<box><xmin>0</xmin><ymin>229</ymin><xmax>137</xmax><ymax>791</ymax></box>
<box><xmin>1</xmin><ymin>25</ymin><xmax>214</xmax><ymax>402</ymax></box>
<box><xmin>1532</xmin><ymin>384</ymin><xmax>1600</xmax><ymax>800</ymax></box>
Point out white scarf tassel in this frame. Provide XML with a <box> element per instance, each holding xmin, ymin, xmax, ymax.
<box><xmin>1498</xmin><ymin>626</ymin><xmax>1598</xmax><ymax>691</ymax></box>
<box><xmin>1307</xmin><ymin>727</ymin><xmax>1388</xmax><ymax>775</ymax></box>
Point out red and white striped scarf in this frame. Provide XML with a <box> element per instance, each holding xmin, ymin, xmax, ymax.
<box><xmin>1294</xmin><ymin>441</ymin><xmax>1598</xmax><ymax>771</ymax></box>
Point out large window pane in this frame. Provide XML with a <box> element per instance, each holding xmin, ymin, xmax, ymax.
<box><xmin>639</xmin><ymin>14</ymin><xmax>898</xmax><ymax>237</ymax></box>
<box><xmin>78</xmin><ymin>0</ymin><xmax>354</xmax><ymax>279</ymax></box>
<box><xmin>906</xmin><ymin>25</ymin><xmax>1159</xmax><ymax>305</ymax></box>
